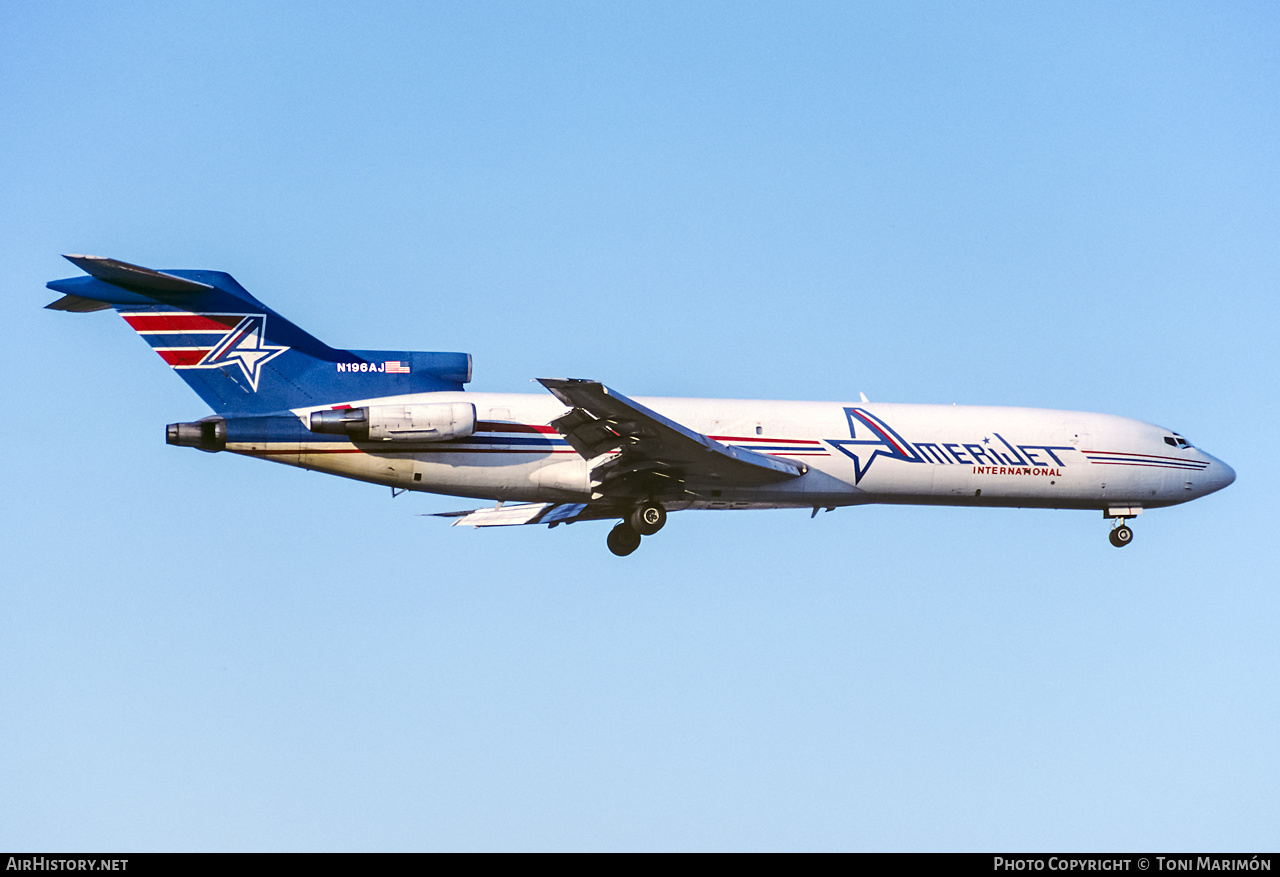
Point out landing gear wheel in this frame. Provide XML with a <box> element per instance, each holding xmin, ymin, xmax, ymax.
<box><xmin>1109</xmin><ymin>525</ymin><xmax>1133</xmax><ymax>548</ymax></box>
<box><xmin>631</xmin><ymin>502</ymin><xmax>667</xmax><ymax>536</ymax></box>
<box><xmin>607</xmin><ymin>522</ymin><xmax>642</xmax><ymax>557</ymax></box>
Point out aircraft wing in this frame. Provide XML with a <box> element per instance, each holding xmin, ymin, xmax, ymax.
<box><xmin>433</xmin><ymin>502</ymin><xmax>611</xmax><ymax>527</ymax></box>
<box><xmin>538</xmin><ymin>378</ymin><xmax>807</xmax><ymax>500</ymax></box>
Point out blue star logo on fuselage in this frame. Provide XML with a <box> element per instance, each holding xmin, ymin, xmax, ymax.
<box><xmin>827</xmin><ymin>407</ymin><xmax>924</xmax><ymax>485</ymax></box>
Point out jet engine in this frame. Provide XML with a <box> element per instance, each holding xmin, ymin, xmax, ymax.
<box><xmin>309</xmin><ymin>402</ymin><xmax>477</xmax><ymax>442</ymax></box>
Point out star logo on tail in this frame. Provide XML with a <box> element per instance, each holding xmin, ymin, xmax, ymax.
<box><xmin>194</xmin><ymin>315</ymin><xmax>288</xmax><ymax>391</ymax></box>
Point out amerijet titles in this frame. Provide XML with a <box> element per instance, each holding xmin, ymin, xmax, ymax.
<box><xmin>969</xmin><ymin>465</ymin><xmax>1064</xmax><ymax>477</ymax></box>
<box><xmin>828</xmin><ymin>407</ymin><xmax>1076</xmax><ymax>483</ymax></box>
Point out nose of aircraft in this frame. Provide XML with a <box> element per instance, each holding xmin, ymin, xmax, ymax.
<box><xmin>1205</xmin><ymin>455</ymin><xmax>1236</xmax><ymax>495</ymax></box>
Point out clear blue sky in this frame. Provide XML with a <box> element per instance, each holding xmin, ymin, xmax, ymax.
<box><xmin>3</xmin><ymin>1</ymin><xmax>1277</xmax><ymax>851</ymax></box>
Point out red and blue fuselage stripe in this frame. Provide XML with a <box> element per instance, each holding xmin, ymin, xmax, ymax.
<box><xmin>1083</xmin><ymin>450</ymin><xmax>1208</xmax><ymax>470</ymax></box>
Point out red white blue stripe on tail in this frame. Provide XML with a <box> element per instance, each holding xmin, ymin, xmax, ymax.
<box><xmin>121</xmin><ymin>311</ymin><xmax>288</xmax><ymax>391</ymax></box>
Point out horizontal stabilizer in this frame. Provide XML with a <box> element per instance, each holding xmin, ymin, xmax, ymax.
<box><xmin>45</xmin><ymin>293</ymin><xmax>112</xmax><ymax>312</ymax></box>
<box><xmin>61</xmin><ymin>254</ymin><xmax>214</xmax><ymax>295</ymax></box>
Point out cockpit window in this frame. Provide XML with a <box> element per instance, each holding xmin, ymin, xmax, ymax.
<box><xmin>1165</xmin><ymin>434</ymin><xmax>1193</xmax><ymax>449</ymax></box>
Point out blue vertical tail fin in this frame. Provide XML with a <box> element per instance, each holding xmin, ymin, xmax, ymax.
<box><xmin>46</xmin><ymin>255</ymin><xmax>471</xmax><ymax>414</ymax></box>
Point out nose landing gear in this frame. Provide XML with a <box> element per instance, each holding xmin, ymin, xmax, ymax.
<box><xmin>607</xmin><ymin>502</ymin><xmax>668</xmax><ymax>556</ymax></box>
<box><xmin>1109</xmin><ymin>524</ymin><xmax>1134</xmax><ymax>548</ymax></box>
<box><xmin>1104</xmin><ymin>506</ymin><xmax>1141</xmax><ymax>548</ymax></box>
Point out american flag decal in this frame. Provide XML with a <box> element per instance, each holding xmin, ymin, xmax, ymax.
<box><xmin>384</xmin><ymin>360</ymin><xmax>410</xmax><ymax>374</ymax></box>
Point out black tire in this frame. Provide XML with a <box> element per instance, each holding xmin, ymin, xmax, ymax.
<box><xmin>631</xmin><ymin>502</ymin><xmax>667</xmax><ymax>536</ymax></box>
<box><xmin>607</xmin><ymin>522</ymin><xmax>642</xmax><ymax>556</ymax></box>
<box><xmin>1109</xmin><ymin>525</ymin><xmax>1133</xmax><ymax>548</ymax></box>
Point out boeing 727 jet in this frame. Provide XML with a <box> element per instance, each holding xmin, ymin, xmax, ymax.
<box><xmin>47</xmin><ymin>255</ymin><xmax>1236</xmax><ymax>555</ymax></box>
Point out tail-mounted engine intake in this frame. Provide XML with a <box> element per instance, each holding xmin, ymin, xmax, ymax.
<box><xmin>167</xmin><ymin>418</ymin><xmax>227</xmax><ymax>452</ymax></box>
<box><xmin>309</xmin><ymin>402</ymin><xmax>477</xmax><ymax>442</ymax></box>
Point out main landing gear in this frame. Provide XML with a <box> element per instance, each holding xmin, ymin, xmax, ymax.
<box><xmin>607</xmin><ymin>502</ymin><xmax>667</xmax><ymax>556</ymax></box>
<box><xmin>607</xmin><ymin>522</ymin><xmax>642</xmax><ymax>556</ymax></box>
<box><xmin>631</xmin><ymin>502</ymin><xmax>667</xmax><ymax>536</ymax></box>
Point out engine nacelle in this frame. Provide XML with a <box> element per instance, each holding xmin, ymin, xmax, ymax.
<box><xmin>309</xmin><ymin>402</ymin><xmax>476</xmax><ymax>442</ymax></box>
<box><xmin>366</xmin><ymin>402</ymin><xmax>477</xmax><ymax>441</ymax></box>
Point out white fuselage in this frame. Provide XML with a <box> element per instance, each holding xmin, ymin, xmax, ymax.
<box><xmin>223</xmin><ymin>391</ymin><xmax>1236</xmax><ymax>514</ymax></box>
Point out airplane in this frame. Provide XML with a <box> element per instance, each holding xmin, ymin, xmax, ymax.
<box><xmin>46</xmin><ymin>254</ymin><xmax>1236</xmax><ymax>556</ymax></box>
